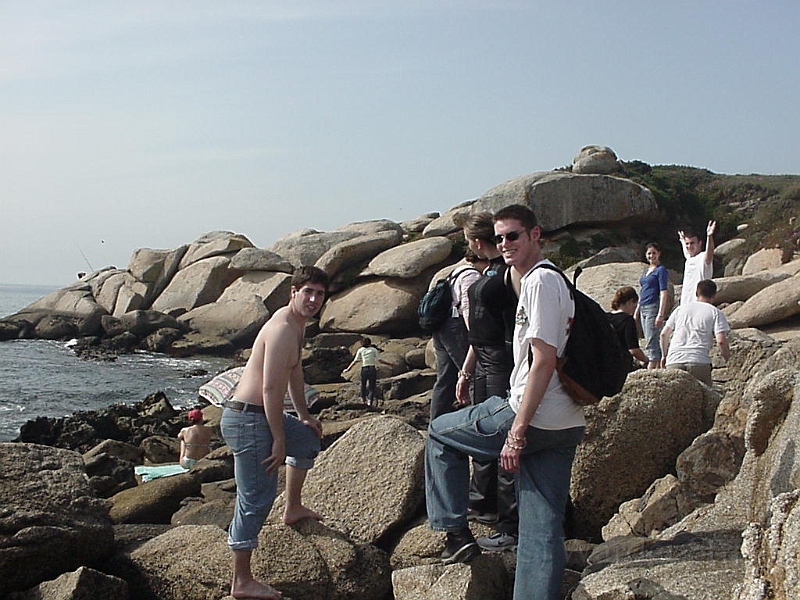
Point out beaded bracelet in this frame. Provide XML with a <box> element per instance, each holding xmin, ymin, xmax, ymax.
<box><xmin>507</xmin><ymin>431</ymin><xmax>526</xmax><ymax>444</ymax></box>
<box><xmin>504</xmin><ymin>439</ymin><xmax>526</xmax><ymax>451</ymax></box>
<box><xmin>458</xmin><ymin>370</ymin><xmax>472</xmax><ymax>380</ymax></box>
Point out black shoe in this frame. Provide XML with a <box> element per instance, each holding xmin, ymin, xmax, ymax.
<box><xmin>441</xmin><ymin>529</ymin><xmax>481</xmax><ymax>564</ymax></box>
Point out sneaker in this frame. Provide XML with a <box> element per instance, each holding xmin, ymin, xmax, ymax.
<box><xmin>477</xmin><ymin>532</ymin><xmax>518</xmax><ymax>552</ymax></box>
<box><xmin>467</xmin><ymin>509</ymin><xmax>498</xmax><ymax>525</ymax></box>
<box><xmin>441</xmin><ymin>529</ymin><xmax>481</xmax><ymax>564</ymax></box>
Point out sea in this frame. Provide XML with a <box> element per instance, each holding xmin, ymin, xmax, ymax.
<box><xmin>0</xmin><ymin>283</ymin><xmax>233</xmax><ymax>442</ymax></box>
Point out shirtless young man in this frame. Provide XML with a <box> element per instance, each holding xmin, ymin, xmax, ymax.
<box><xmin>221</xmin><ymin>265</ymin><xmax>328</xmax><ymax>600</ymax></box>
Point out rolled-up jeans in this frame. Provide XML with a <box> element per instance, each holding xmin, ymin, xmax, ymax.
<box><xmin>221</xmin><ymin>407</ymin><xmax>320</xmax><ymax>551</ymax></box>
<box><xmin>425</xmin><ymin>396</ymin><xmax>584</xmax><ymax>600</ymax></box>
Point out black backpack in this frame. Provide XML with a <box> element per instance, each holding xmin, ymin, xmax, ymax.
<box><xmin>531</xmin><ymin>264</ymin><xmax>630</xmax><ymax>405</ymax></box>
<box><xmin>418</xmin><ymin>266</ymin><xmax>476</xmax><ymax>332</ymax></box>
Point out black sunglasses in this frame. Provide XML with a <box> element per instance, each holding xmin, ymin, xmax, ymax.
<box><xmin>491</xmin><ymin>229</ymin><xmax>526</xmax><ymax>245</ymax></box>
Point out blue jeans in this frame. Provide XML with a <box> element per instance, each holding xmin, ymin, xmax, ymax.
<box><xmin>425</xmin><ymin>396</ymin><xmax>584</xmax><ymax>600</ymax></box>
<box><xmin>639</xmin><ymin>301</ymin><xmax>662</xmax><ymax>362</ymax></box>
<box><xmin>221</xmin><ymin>407</ymin><xmax>320</xmax><ymax>551</ymax></box>
<box><xmin>431</xmin><ymin>316</ymin><xmax>470</xmax><ymax>420</ymax></box>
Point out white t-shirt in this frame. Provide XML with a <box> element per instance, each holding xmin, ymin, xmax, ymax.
<box><xmin>681</xmin><ymin>253</ymin><xmax>712</xmax><ymax>306</ymax></box>
<box><xmin>355</xmin><ymin>346</ymin><xmax>379</xmax><ymax>367</ymax></box>
<box><xmin>664</xmin><ymin>301</ymin><xmax>730</xmax><ymax>365</ymax></box>
<box><xmin>509</xmin><ymin>261</ymin><xmax>585</xmax><ymax>430</ymax></box>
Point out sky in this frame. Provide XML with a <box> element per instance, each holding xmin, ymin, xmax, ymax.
<box><xmin>2</xmin><ymin>1</ymin><xmax>798</xmax><ymax>287</ymax></box>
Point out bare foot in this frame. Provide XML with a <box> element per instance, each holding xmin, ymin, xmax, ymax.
<box><xmin>283</xmin><ymin>504</ymin><xmax>324</xmax><ymax>525</ymax></box>
<box><xmin>231</xmin><ymin>578</ymin><xmax>282</xmax><ymax>600</ymax></box>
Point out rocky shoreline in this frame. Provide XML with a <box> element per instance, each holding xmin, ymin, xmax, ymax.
<box><xmin>3</xmin><ymin>147</ymin><xmax>800</xmax><ymax>599</ymax></box>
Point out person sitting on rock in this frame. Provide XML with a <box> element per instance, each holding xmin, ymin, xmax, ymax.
<box><xmin>177</xmin><ymin>408</ymin><xmax>212</xmax><ymax>469</ymax></box>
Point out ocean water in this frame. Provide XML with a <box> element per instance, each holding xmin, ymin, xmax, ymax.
<box><xmin>0</xmin><ymin>283</ymin><xmax>232</xmax><ymax>442</ymax></box>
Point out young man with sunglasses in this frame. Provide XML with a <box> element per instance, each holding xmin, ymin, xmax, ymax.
<box><xmin>425</xmin><ymin>204</ymin><xmax>585</xmax><ymax>600</ymax></box>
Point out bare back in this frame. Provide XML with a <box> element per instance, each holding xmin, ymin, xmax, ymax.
<box><xmin>179</xmin><ymin>424</ymin><xmax>213</xmax><ymax>460</ymax></box>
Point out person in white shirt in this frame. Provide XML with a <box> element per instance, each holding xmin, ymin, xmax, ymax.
<box><xmin>678</xmin><ymin>221</ymin><xmax>716</xmax><ymax>306</ymax></box>
<box><xmin>660</xmin><ymin>279</ymin><xmax>730</xmax><ymax>385</ymax></box>
<box><xmin>425</xmin><ymin>204</ymin><xmax>584</xmax><ymax>600</ymax></box>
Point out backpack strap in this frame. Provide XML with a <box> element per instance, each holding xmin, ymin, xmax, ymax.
<box><xmin>448</xmin><ymin>264</ymin><xmax>479</xmax><ymax>308</ymax></box>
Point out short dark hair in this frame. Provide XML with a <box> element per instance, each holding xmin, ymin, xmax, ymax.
<box><xmin>493</xmin><ymin>204</ymin><xmax>538</xmax><ymax>229</ymax></box>
<box><xmin>361</xmin><ymin>337</ymin><xmax>372</xmax><ymax>347</ymax></box>
<box><xmin>682</xmin><ymin>227</ymin><xmax>702</xmax><ymax>241</ymax></box>
<box><xmin>291</xmin><ymin>265</ymin><xmax>329</xmax><ymax>291</ymax></box>
<box><xmin>646</xmin><ymin>242</ymin><xmax>661</xmax><ymax>252</ymax></box>
<box><xmin>611</xmin><ymin>286</ymin><xmax>639</xmax><ymax>310</ymax></box>
<box><xmin>696</xmin><ymin>279</ymin><xmax>717</xmax><ymax>298</ymax></box>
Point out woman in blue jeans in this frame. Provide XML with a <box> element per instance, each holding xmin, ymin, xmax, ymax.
<box><xmin>636</xmin><ymin>242</ymin><xmax>669</xmax><ymax>369</ymax></box>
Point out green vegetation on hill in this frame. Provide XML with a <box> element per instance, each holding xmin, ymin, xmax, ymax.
<box><xmin>621</xmin><ymin>162</ymin><xmax>800</xmax><ymax>268</ymax></box>
<box><xmin>551</xmin><ymin>162</ymin><xmax>800</xmax><ymax>272</ymax></box>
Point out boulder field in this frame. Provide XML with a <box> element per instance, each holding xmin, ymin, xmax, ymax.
<box><xmin>3</xmin><ymin>150</ymin><xmax>800</xmax><ymax>599</ymax></box>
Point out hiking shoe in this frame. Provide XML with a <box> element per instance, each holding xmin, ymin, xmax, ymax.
<box><xmin>466</xmin><ymin>509</ymin><xmax>498</xmax><ymax>525</ymax></box>
<box><xmin>477</xmin><ymin>532</ymin><xmax>518</xmax><ymax>552</ymax></box>
<box><xmin>441</xmin><ymin>529</ymin><xmax>481</xmax><ymax>564</ymax></box>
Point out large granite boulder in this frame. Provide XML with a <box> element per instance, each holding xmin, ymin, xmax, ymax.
<box><xmin>125</xmin><ymin>521</ymin><xmax>391</xmax><ymax>600</ymax></box>
<box><xmin>574</xmin><ymin>365</ymin><xmax>800</xmax><ymax>599</ymax></box>
<box><xmin>127</xmin><ymin>245</ymin><xmax>188</xmax><ymax>306</ymax></box>
<box><xmin>0</xmin><ymin>443</ymin><xmax>115</xmax><ymax>597</ymax></box>
<box><xmin>270</xmin><ymin>229</ymin><xmax>363</xmax><ymax>267</ymax></box>
<box><xmin>178</xmin><ymin>230</ymin><xmax>254</xmax><ymax>269</ymax></box>
<box><xmin>421</xmin><ymin>200</ymin><xmax>475</xmax><ymax>238</ymax></box>
<box><xmin>177</xmin><ymin>296</ymin><xmax>270</xmax><ymax>348</ymax></box>
<box><xmin>216</xmin><ymin>270</ymin><xmax>292</xmax><ymax>315</ymax></box>
<box><xmin>392</xmin><ymin>555</ymin><xmax>511</xmax><ymax>600</ymax></box>
<box><xmin>572</xmin><ymin>145</ymin><xmax>620</xmax><ymax>175</ymax></box>
<box><xmin>117</xmin><ymin>309</ymin><xmax>183</xmax><ymax>338</ymax></box>
<box><xmin>151</xmin><ymin>256</ymin><xmax>238</xmax><ymax>316</ymax></box>
<box><xmin>108</xmin><ymin>472</ymin><xmax>202</xmax><ymax>524</ymax></box>
<box><xmin>316</xmin><ymin>229</ymin><xmax>404</xmax><ymax>278</ymax></box>
<box><xmin>363</xmin><ymin>236</ymin><xmax>454</xmax><ymax>279</ymax></box>
<box><xmin>570</xmin><ymin>369</ymin><xmax>721</xmax><ymax>541</ymax></box>
<box><xmin>319</xmin><ymin>277</ymin><xmax>426</xmax><ymax>335</ymax></box>
<box><xmin>727</xmin><ymin>274</ymin><xmax>800</xmax><ymax>329</ymax></box>
<box><xmin>471</xmin><ymin>171</ymin><xmax>658</xmax><ymax>232</ymax></box>
<box><xmin>272</xmin><ymin>416</ymin><xmax>425</xmax><ymax>545</ymax></box>
<box><xmin>713</xmin><ymin>269</ymin><xmax>793</xmax><ymax>304</ymax></box>
<box><xmin>110</xmin><ymin>272</ymin><xmax>151</xmax><ymax>317</ymax></box>
<box><xmin>741</xmin><ymin>248</ymin><xmax>784</xmax><ymax>275</ymax></box>
<box><xmin>229</xmin><ymin>247</ymin><xmax>294</xmax><ymax>272</ymax></box>
<box><xmin>7</xmin><ymin>566</ymin><xmax>129</xmax><ymax>600</ymax></box>
<box><xmin>14</xmin><ymin>285</ymin><xmax>108</xmax><ymax>338</ymax></box>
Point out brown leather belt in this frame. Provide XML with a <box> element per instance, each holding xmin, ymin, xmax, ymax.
<box><xmin>224</xmin><ymin>400</ymin><xmax>264</xmax><ymax>414</ymax></box>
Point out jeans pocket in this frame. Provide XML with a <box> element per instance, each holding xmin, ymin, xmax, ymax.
<box><xmin>473</xmin><ymin>402</ymin><xmax>515</xmax><ymax>438</ymax></box>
